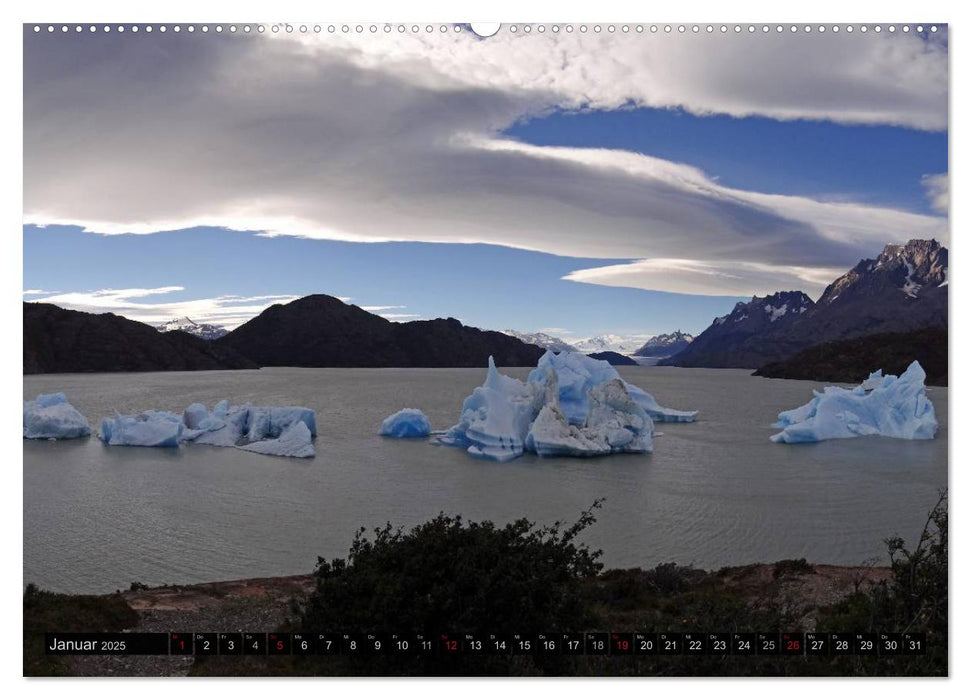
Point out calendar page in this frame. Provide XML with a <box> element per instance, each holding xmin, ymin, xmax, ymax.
<box><xmin>22</xmin><ymin>19</ymin><xmax>948</xmax><ymax>678</ymax></box>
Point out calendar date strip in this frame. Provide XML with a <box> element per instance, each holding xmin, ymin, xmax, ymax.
<box><xmin>45</xmin><ymin>631</ymin><xmax>926</xmax><ymax>656</ymax></box>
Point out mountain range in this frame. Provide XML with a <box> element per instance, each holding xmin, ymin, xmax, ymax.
<box><xmin>572</xmin><ymin>334</ymin><xmax>648</xmax><ymax>355</ymax></box>
<box><xmin>215</xmin><ymin>294</ymin><xmax>544</xmax><ymax>368</ymax></box>
<box><xmin>24</xmin><ymin>303</ymin><xmax>257</xmax><ymax>374</ymax></box>
<box><xmin>503</xmin><ymin>329</ymin><xmax>691</xmax><ymax>358</ymax></box>
<box><xmin>632</xmin><ymin>331</ymin><xmax>695</xmax><ymax>358</ymax></box>
<box><xmin>662</xmin><ymin>239</ymin><xmax>948</xmax><ymax>370</ymax></box>
<box><xmin>502</xmin><ymin>330</ymin><xmax>577</xmax><ymax>354</ymax></box>
<box><xmin>23</xmin><ymin>239</ymin><xmax>947</xmax><ymax>378</ymax></box>
<box><xmin>157</xmin><ymin>317</ymin><xmax>228</xmax><ymax>340</ymax></box>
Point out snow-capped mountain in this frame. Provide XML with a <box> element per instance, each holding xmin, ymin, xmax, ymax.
<box><xmin>663</xmin><ymin>239</ymin><xmax>947</xmax><ymax>369</ymax></box>
<box><xmin>157</xmin><ymin>317</ymin><xmax>229</xmax><ymax>340</ymax></box>
<box><xmin>662</xmin><ymin>291</ymin><xmax>814</xmax><ymax>368</ymax></box>
<box><xmin>502</xmin><ymin>330</ymin><xmax>578</xmax><ymax>354</ymax></box>
<box><xmin>816</xmin><ymin>238</ymin><xmax>948</xmax><ymax>307</ymax></box>
<box><xmin>632</xmin><ymin>331</ymin><xmax>695</xmax><ymax>358</ymax></box>
<box><xmin>572</xmin><ymin>334</ymin><xmax>647</xmax><ymax>355</ymax></box>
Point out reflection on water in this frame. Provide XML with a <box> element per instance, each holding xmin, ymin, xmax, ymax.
<box><xmin>24</xmin><ymin>367</ymin><xmax>947</xmax><ymax>593</ymax></box>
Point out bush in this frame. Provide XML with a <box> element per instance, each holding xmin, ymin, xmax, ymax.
<box><xmin>817</xmin><ymin>490</ymin><xmax>947</xmax><ymax>676</ymax></box>
<box><xmin>299</xmin><ymin>500</ymin><xmax>605</xmax><ymax>637</ymax></box>
<box><xmin>772</xmin><ymin>558</ymin><xmax>814</xmax><ymax>579</ymax></box>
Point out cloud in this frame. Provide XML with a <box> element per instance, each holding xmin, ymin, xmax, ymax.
<box><xmin>295</xmin><ymin>26</ymin><xmax>948</xmax><ymax>130</ymax></box>
<box><xmin>23</xmin><ymin>29</ymin><xmax>948</xmax><ymax>298</ymax></box>
<box><xmin>922</xmin><ymin>173</ymin><xmax>949</xmax><ymax>214</ymax></box>
<box><xmin>564</xmin><ymin>259</ymin><xmax>847</xmax><ymax>298</ymax></box>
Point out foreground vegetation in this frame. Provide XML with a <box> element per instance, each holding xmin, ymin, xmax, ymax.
<box><xmin>25</xmin><ymin>494</ymin><xmax>947</xmax><ymax>676</ymax></box>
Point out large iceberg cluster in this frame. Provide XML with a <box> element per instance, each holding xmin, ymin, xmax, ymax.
<box><xmin>99</xmin><ymin>401</ymin><xmax>317</xmax><ymax>458</ymax></box>
<box><xmin>23</xmin><ymin>393</ymin><xmax>91</xmax><ymax>440</ymax></box>
<box><xmin>770</xmin><ymin>361</ymin><xmax>938</xmax><ymax>444</ymax></box>
<box><xmin>438</xmin><ymin>351</ymin><xmax>697</xmax><ymax>461</ymax></box>
<box><xmin>379</xmin><ymin>408</ymin><xmax>432</xmax><ymax>438</ymax></box>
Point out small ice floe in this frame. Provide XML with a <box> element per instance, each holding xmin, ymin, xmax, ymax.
<box><xmin>23</xmin><ymin>393</ymin><xmax>91</xmax><ymax>440</ymax></box>
<box><xmin>770</xmin><ymin>361</ymin><xmax>938</xmax><ymax>444</ymax></box>
<box><xmin>379</xmin><ymin>408</ymin><xmax>432</xmax><ymax>438</ymax></box>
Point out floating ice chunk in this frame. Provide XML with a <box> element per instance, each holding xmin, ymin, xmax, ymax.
<box><xmin>182</xmin><ymin>401</ymin><xmax>249</xmax><ymax>446</ymax></box>
<box><xmin>23</xmin><ymin>393</ymin><xmax>91</xmax><ymax>440</ymax></box>
<box><xmin>439</xmin><ymin>353</ymin><xmax>673</xmax><ymax>462</ymax></box>
<box><xmin>245</xmin><ymin>406</ymin><xmax>318</xmax><ymax>441</ymax></box>
<box><xmin>525</xmin><ymin>375</ymin><xmax>653</xmax><ymax>457</ymax></box>
<box><xmin>528</xmin><ymin>351</ymin><xmax>697</xmax><ymax>423</ymax></box>
<box><xmin>99</xmin><ymin>410</ymin><xmax>183</xmax><ymax>447</ymax></box>
<box><xmin>770</xmin><ymin>361</ymin><xmax>938</xmax><ymax>444</ymax></box>
<box><xmin>859</xmin><ymin>370</ymin><xmax>892</xmax><ymax>392</ymax></box>
<box><xmin>237</xmin><ymin>420</ymin><xmax>315</xmax><ymax>459</ymax></box>
<box><xmin>96</xmin><ymin>400</ymin><xmax>318</xmax><ymax>457</ymax></box>
<box><xmin>379</xmin><ymin>408</ymin><xmax>432</xmax><ymax>438</ymax></box>
<box><xmin>439</xmin><ymin>357</ymin><xmax>545</xmax><ymax>462</ymax></box>
<box><xmin>623</xmin><ymin>383</ymin><xmax>698</xmax><ymax>423</ymax></box>
<box><xmin>182</xmin><ymin>402</ymin><xmax>226</xmax><ymax>432</ymax></box>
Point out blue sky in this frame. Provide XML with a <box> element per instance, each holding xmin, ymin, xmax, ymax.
<box><xmin>23</xmin><ymin>28</ymin><xmax>948</xmax><ymax>339</ymax></box>
<box><xmin>506</xmin><ymin>109</ymin><xmax>948</xmax><ymax>216</ymax></box>
<box><xmin>24</xmin><ymin>223</ymin><xmax>743</xmax><ymax>337</ymax></box>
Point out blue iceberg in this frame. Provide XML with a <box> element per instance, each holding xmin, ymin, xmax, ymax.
<box><xmin>100</xmin><ymin>410</ymin><xmax>184</xmax><ymax>447</ymax></box>
<box><xmin>184</xmin><ymin>401</ymin><xmax>250</xmax><ymax>447</ymax></box>
<box><xmin>525</xmin><ymin>375</ymin><xmax>652</xmax><ymax>457</ymax></box>
<box><xmin>528</xmin><ymin>351</ymin><xmax>698</xmax><ymax>423</ymax></box>
<box><xmin>23</xmin><ymin>393</ymin><xmax>91</xmax><ymax>440</ymax></box>
<box><xmin>439</xmin><ymin>351</ymin><xmax>693</xmax><ymax>461</ymax></box>
<box><xmin>238</xmin><ymin>420</ymin><xmax>315</xmax><ymax>459</ymax></box>
<box><xmin>439</xmin><ymin>357</ymin><xmax>547</xmax><ymax>461</ymax></box>
<box><xmin>245</xmin><ymin>406</ymin><xmax>318</xmax><ymax>442</ymax></box>
<box><xmin>99</xmin><ymin>401</ymin><xmax>318</xmax><ymax>457</ymax></box>
<box><xmin>770</xmin><ymin>361</ymin><xmax>938</xmax><ymax>444</ymax></box>
<box><xmin>379</xmin><ymin>408</ymin><xmax>432</xmax><ymax>438</ymax></box>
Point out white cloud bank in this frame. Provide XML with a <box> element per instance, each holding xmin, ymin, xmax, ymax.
<box><xmin>22</xmin><ymin>288</ymin><xmax>417</xmax><ymax>328</ymax></box>
<box><xmin>24</xmin><ymin>28</ymin><xmax>948</xmax><ymax>298</ymax></box>
<box><xmin>922</xmin><ymin>173</ymin><xmax>949</xmax><ymax>214</ymax></box>
<box><xmin>23</xmin><ymin>288</ymin><xmax>301</xmax><ymax>329</ymax></box>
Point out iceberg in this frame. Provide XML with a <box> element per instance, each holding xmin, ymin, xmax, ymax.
<box><xmin>527</xmin><ymin>351</ymin><xmax>698</xmax><ymax>423</ymax></box>
<box><xmin>525</xmin><ymin>376</ymin><xmax>652</xmax><ymax>457</ymax></box>
<box><xmin>379</xmin><ymin>408</ymin><xmax>432</xmax><ymax>438</ymax></box>
<box><xmin>440</xmin><ymin>351</ymin><xmax>689</xmax><ymax>461</ymax></box>
<box><xmin>99</xmin><ymin>410</ymin><xmax>183</xmax><ymax>447</ymax></box>
<box><xmin>439</xmin><ymin>357</ymin><xmax>545</xmax><ymax>461</ymax></box>
<box><xmin>188</xmin><ymin>403</ymin><xmax>250</xmax><ymax>446</ymax></box>
<box><xmin>238</xmin><ymin>420</ymin><xmax>315</xmax><ymax>459</ymax></box>
<box><xmin>770</xmin><ymin>361</ymin><xmax>938</xmax><ymax>444</ymax></box>
<box><xmin>23</xmin><ymin>393</ymin><xmax>91</xmax><ymax>440</ymax></box>
<box><xmin>98</xmin><ymin>400</ymin><xmax>318</xmax><ymax>457</ymax></box>
<box><xmin>245</xmin><ymin>406</ymin><xmax>318</xmax><ymax>442</ymax></box>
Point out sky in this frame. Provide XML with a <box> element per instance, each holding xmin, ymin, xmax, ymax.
<box><xmin>22</xmin><ymin>24</ymin><xmax>949</xmax><ymax>339</ymax></box>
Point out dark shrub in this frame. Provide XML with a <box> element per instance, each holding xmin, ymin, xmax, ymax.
<box><xmin>298</xmin><ymin>500</ymin><xmax>605</xmax><ymax>637</ymax></box>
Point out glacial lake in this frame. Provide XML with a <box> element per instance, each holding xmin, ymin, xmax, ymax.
<box><xmin>24</xmin><ymin>367</ymin><xmax>948</xmax><ymax>593</ymax></box>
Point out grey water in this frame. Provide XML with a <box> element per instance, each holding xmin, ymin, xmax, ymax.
<box><xmin>24</xmin><ymin>367</ymin><xmax>947</xmax><ymax>593</ymax></box>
